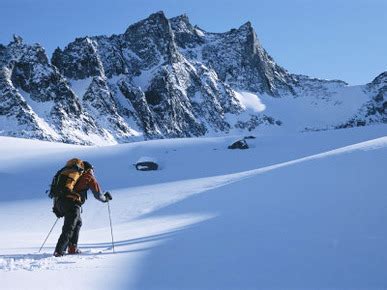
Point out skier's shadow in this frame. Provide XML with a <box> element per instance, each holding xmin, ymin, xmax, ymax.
<box><xmin>79</xmin><ymin>229</ymin><xmax>184</xmax><ymax>255</ymax></box>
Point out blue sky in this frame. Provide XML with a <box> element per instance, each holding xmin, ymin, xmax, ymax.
<box><xmin>1</xmin><ymin>0</ymin><xmax>386</xmax><ymax>85</ymax></box>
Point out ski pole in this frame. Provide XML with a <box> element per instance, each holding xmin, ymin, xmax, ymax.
<box><xmin>107</xmin><ymin>201</ymin><xmax>115</xmax><ymax>253</ymax></box>
<box><xmin>39</xmin><ymin>217</ymin><xmax>59</xmax><ymax>253</ymax></box>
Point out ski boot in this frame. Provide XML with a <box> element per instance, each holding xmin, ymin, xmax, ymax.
<box><xmin>68</xmin><ymin>244</ymin><xmax>81</xmax><ymax>254</ymax></box>
<box><xmin>53</xmin><ymin>251</ymin><xmax>64</xmax><ymax>257</ymax></box>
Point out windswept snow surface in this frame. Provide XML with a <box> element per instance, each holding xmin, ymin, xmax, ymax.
<box><xmin>1</xmin><ymin>125</ymin><xmax>387</xmax><ymax>289</ymax></box>
<box><xmin>259</xmin><ymin>85</ymin><xmax>370</xmax><ymax>131</ymax></box>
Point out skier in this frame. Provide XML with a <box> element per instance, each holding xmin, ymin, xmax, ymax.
<box><xmin>53</xmin><ymin>161</ymin><xmax>112</xmax><ymax>257</ymax></box>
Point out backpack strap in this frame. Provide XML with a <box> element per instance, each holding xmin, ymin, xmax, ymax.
<box><xmin>65</xmin><ymin>193</ymin><xmax>82</xmax><ymax>203</ymax></box>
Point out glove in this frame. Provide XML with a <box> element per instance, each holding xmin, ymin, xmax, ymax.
<box><xmin>104</xmin><ymin>192</ymin><xmax>112</xmax><ymax>202</ymax></box>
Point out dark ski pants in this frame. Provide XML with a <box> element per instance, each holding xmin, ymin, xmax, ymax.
<box><xmin>54</xmin><ymin>200</ymin><xmax>82</xmax><ymax>254</ymax></box>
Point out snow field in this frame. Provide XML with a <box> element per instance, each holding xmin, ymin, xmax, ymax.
<box><xmin>0</xmin><ymin>125</ymin><xmax>386</xmax><ymax>289</ymax></box>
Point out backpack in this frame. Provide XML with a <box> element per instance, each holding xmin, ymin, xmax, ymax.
<box><xmin>49</xmin><ymin>158</ymin><xmax>85</xmax><ymax>198</ymax></box>
<box><xmin>48</xmin><ymin>158</ymin><xmax>85</xmax><ymax>217</ymax></box>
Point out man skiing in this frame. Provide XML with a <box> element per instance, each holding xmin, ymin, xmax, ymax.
<box><xmin>53</xmin><ymin>160</ymin><xmax>112</xmax><ymax>257</ymax></box>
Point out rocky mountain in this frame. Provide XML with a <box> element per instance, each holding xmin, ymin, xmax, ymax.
<box><xmin>0</xmin><ymin>35</ymin><xmax>112</xmax><ymax>144</ymax></box>
<box><xmin>337</xmin><ymin>72</ymin><xmax>387</xmax><ymax>128</ymax></box>
<box><xmin>0</xmin><ymin>11</ymin><xmax>385</xmax><ymax>144</ymax></box>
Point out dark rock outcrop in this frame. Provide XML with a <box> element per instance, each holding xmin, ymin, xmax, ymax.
<box><xmin>228</xmin><ymin>139</ymin><xmax>249</xmax><ymax>150</ymax></box>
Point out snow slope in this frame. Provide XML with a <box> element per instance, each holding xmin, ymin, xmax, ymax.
<box><xmin>258</xmin><ymin>84</ymin><xmax>370</xmax><ymax>132</ymax></box>
<box><xmin>0</xmin><ymin>125</ymin><xmax>387</xmax><ymax>289</ymax></box>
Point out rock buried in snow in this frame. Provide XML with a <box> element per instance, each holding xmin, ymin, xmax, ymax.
<box><xmin>228</xmin><ymin>139</ymin><xmax>249</xmax><ymax>150</ymax></box>
<box><xmin>135</xmin><ymin>157</ymin><xmax>159</xmax><ymax>171</ymax></box>
<box><xmin>136</xmin><ymin>162</ymin><xmax>159</xmax><ymax>171</ymax></box>
<box><xmin>244</xmin><ymin>135</ymin><xmax>256</xmax><ymax>139</ymax></box>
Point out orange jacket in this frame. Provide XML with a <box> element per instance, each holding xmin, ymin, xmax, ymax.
<box><xmin>74</xmin><ymin>170</ymin><xmax>105</xmax><ymax>203</ymax></box>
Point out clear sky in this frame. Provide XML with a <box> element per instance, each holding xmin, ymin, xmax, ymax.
<box><xmin>1</xmin><ymin>0</ymin><xmax>386</xmax><ymax>85</ymax></box>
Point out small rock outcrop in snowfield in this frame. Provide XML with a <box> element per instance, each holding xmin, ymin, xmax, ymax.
<box><xmin>0</xmin><ymin>12</ymin><xmax>386</xmax><ymax>144</ymax></box>
<box><xmin>228</xmin><ymin>139</ymin><xmax>249</xmax><ymax>150</ymax></box>
<box><xmin>135</xmin><ymin>157</ymin><xmax>159</xmax><ymax>171</ymax></box>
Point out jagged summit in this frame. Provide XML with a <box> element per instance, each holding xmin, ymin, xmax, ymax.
<box><xmin>237</xmin><ymin>21</ymin><xmax>253</xmax><ymax>31</ymax></box>
<box><xmin>169</xmin><ymin>14</ymin><xmax>193</xmax><ymax>30</ymax></box>
<box><xmin>0</xmin><ymin>11</ymin><xmax>385</xmax><ymax>144</ymax></box>
<box><xmin>125</xmin><ymin>11</ymin><xmax>169</xmax><ymax>35</ymax></box>
<box><xmin>12</xmin><ymin>34</ymin><xmax>24</xmax><ymax>45</ymax></box>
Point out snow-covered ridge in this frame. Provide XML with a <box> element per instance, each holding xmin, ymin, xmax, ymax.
<box><xmin>0</xmin><ymin>11</ymin><xmax>385</xmax><ymax>145</ymax></box>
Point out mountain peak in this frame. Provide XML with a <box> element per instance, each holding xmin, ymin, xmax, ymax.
<box><xmin>12</xmin><ymin>34</ymin><xmax>24</xmax><ymax>45</ymax></box>
<box><xmin>239</xmin><ymin>21</ymin><xmax>252</xmax><ymax>29</ymax></box>
<box><xmin>170</xmin><ymin>14</ymin><xmax>195</xmax><ymax>33</ymax></box>
<box><xmin>124</xmin><ymin>11</ymin><xmax>170</xmax><ymax>36</ymax></box>
<box><xmin>144</xmin><ymin>10</ymin><xmax>168</xmax><ymax>23</ymax></box>
<box><xmin>149</xmin><ymin>10</ymin><xmax>166</xmax><ymax>19</ymax></box>
<box><xmin>236</xmin><ymin>21</ymin><xmax>255</xmax><ymax>36</ymax></box>
<box><xmin>170</xmin><ymin>14</ymin><xmax>190</xmax><ymax>25</ymax></box>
